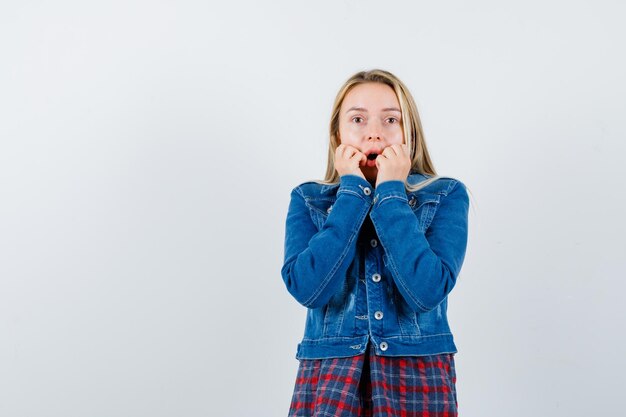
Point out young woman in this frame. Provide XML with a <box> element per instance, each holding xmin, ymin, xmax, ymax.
<box><xmin>281</xmin><ymin>69</ymin><xmax>470</xmax><ymax>416</ymax></box>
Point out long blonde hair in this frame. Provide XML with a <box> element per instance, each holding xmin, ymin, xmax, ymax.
<box><xmin>311</xmin><ymin>69</ymin><xmax>443</xmax><ymax>192</ymax></box>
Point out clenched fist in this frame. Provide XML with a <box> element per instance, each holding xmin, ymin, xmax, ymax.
<box><xmin>334</xmin><ymin>144</ymin><xmax>367</xmax><ymax>180</ymax></box>
<box><xmin>374</xmin><ymin>144</ymin><xmax>411</xmax><ymax>187</ymax></box>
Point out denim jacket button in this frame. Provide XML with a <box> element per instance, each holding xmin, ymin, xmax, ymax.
<box><xmin>372</xmin><ymin>273</ymin><xmax>381</xmax><ymax>282</ymax></box>
<box><xmin>380</xmin><ymin>341</ymin><xmax>388</xmax><ymax>351</ymax></box>
<box><xmin>375</xmin><ymin>311</ymin><xmax>383</xmax><ymax>320</ymax></box>
<box><xmin>326</xmin><ymin>205</ymin><xmax>333</xmax><ymax>214</ymax></box>
<box><xmin>373</xmin><ymin>195</ymin><xmax>378</xmax><ymax>204</ymax></box>
<box><xmin>363</xmin><ymin>187</ymin><xmax>371</xmax><ymax>195</ymax></box>
<box><xmin>370</xmin><ymin>239</ymin><xmax>378</xmax><ymax>248</ymax></box>
<box><xmin>409</xmin><ymin>196</ymin><xmax>416</xmax><ymax>207</ymax></box>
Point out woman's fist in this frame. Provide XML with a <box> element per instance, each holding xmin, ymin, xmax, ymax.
<box><xmin>374</xmin><ymin>143</ymin><xmax>411</xmax><ymax>187</ymax></box>
<box><xmin>334</xmin><ymin>144</ymin><xmax>367</xmax><ymax>180</ymax></box>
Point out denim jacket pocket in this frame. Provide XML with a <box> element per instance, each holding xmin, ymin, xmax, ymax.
<box><xmin>304</xmin><ymin>198</ymin><xmax>335</xmax><ymax>230</ymax></box>
<box><xmin>407</xmin><ymin>192</ymin><xmax>441</xmax><ymax>232</ymax></box>
<box><xmin>393</xmin><ymin>285</ymin><xmax>422</xmax><ymax>336</ymax></box>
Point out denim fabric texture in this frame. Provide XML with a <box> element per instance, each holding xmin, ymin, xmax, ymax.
<box><xmin>281</xmin><ymin>171</ymin><xmax>469</xmax><ymax>360</ymax></box>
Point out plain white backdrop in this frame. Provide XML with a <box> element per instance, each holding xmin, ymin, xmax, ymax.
<box><xmin>1</xmin><ymin>1</ymin><xmax>624</xmax><ymax>416</ymax></box>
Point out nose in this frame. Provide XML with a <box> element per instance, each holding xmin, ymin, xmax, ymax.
<box><xmin>366</xmin><ymin>120</ymin><xmax>383</xmax><ymax>142</ymax></box>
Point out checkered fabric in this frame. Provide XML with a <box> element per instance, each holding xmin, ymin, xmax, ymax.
<box><xmin>288</xmin><ymin>341</ymin><xmax>457</xmax><ymax>417</ymax></box>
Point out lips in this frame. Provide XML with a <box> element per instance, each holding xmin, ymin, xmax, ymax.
<box><xmin>365</xmin><ymin>158</ymin><xmax>377</xmax><ymax>167</ymax></box>
<box><xmin>363</xmin><ymin>149</ymin><xmax>382</xmax><ymax>167</ymax></box>
<box><xmin>364</xmin><ymin>148</ymin><xmax>383</xmax><ymax>158</ymax></box>
<box><xmin>363</xmin><ymin>149</ymin><xmax>383</xmax><ymax>167</ymax></box>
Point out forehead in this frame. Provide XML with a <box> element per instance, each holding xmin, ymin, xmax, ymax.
<box><xmin>341</xmin><ymin>82</ymin><xmax>400</xmax><ymax>110</ymax></box>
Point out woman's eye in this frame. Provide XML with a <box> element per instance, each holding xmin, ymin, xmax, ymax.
<box><xmin>387</xmin><ymin>117</ymin><xmax>398</xmax><ymax>124</ymax></box>
<box><xmin>352</xmin><ymin>116</ymin><xmax>363</xmax><ymax>123</ymax></box>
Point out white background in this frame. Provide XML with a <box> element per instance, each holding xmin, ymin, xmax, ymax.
<box><xmin>1</xmin><ymin>1</ymin><xmax>624</xmax><ymax>416</ymax></box>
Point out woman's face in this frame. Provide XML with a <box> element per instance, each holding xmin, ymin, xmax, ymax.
<box><xmin>338</xmin><ymin>82</ymin><xmax>404</xmax><ymax>183</ymax></box>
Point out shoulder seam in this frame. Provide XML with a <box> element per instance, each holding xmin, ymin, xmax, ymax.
<box><xmin>293</xmin><ymin>185</ymin><xmax>305</xmax><ymax>199</ymax></box>
<box><xmin>445</xmin><ymin>178</ymin><xmax>459</xmax><ymax>195</ymax></box>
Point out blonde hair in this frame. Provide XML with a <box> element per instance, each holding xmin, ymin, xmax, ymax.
<box><xmin>309</xmin><ymin>69</ymin><xmax>443</xmax><ymax>192</ymax></box>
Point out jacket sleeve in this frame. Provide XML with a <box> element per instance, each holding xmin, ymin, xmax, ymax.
<box><xmin>369</xmin><ymin>178</ymin><xmax>469</xmax><ymax>313</ymax></box>
<box><xmin>281</xmin><ymin>175</ymin><xmax>373</xmax><ymax>308</ymax></box>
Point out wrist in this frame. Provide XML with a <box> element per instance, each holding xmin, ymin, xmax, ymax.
<box><xmin>338</xmin><ymin>174</ymin><xmax>375</xmax><ymax>201</ymax></box>
<box><xmin>372</xmin><ymin>179</ymin><xmax>407</xmax><ymax>207</ymax></box>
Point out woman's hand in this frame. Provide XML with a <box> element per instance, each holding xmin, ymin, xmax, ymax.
<box><xmin>334</xmin><ymin>144</ymin><xmax>367</xmax><ymax>180</ymax></box>
<box><xmin>375</xmin><ymin>144</ymin><xmax>411</xmax><ymax>188</ymax></box>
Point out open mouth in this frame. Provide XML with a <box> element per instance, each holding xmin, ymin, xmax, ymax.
<box><xmin>367</xmin><ymin>153</ymin><xmax>379</xmax><ymax>160</ymax></box>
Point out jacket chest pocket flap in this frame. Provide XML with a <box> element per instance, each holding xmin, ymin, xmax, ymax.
<box><xmin>407</xmin><ymin>192</ymin><xmax>441</xmax><ymax>232</ymax></box>
<box><xmin>304</xmin><ymin>198</ymin><xmax>335</xmax><ymax>230</ymax></box>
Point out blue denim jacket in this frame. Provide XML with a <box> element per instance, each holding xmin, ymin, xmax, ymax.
<box><xmin>281</xmin><ymin>171</ymin><xmax>469</xmax><ymax>359</ymax></box>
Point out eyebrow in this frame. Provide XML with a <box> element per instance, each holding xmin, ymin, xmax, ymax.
<box><xmin>345</xmin><ymin>106</ymin><xmax>401</xmax><ymax>114</ymax></box>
